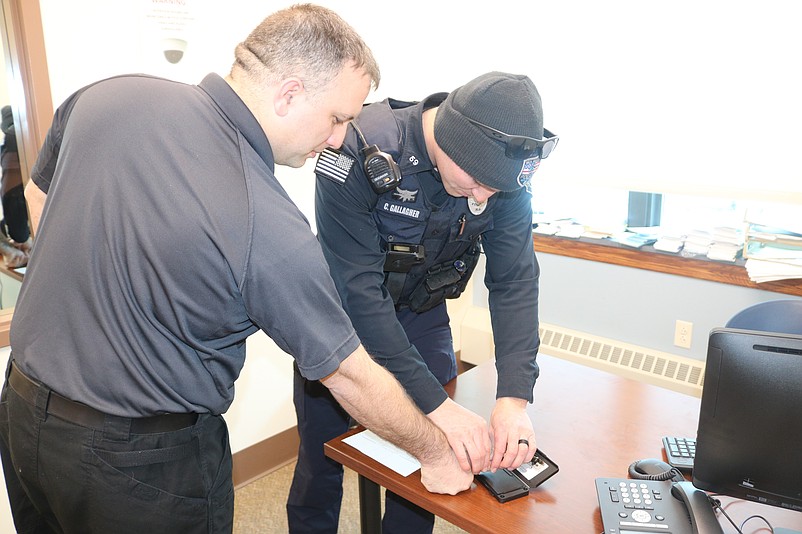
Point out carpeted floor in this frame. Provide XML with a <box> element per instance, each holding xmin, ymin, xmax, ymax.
<box><xmin>233</xmin><ymin>460</ymin><xmax>467</xmax><ymax>533</ymax></box>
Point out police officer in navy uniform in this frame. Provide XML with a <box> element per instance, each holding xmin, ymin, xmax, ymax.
<box><xmin>287</xmin><ymin>72</ymin><xmax>559</xmax><ymax>533</ymax></box>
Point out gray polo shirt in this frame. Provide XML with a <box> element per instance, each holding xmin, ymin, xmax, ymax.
<box><xmin>11</xmin><ymin>73</ymin><xmax>359</xmax><ymax>416</ymax></box>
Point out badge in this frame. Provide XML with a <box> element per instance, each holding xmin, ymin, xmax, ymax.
<box><xmin>392</xmin><ymin>188</ymin><xmax>418</xmax><ymax>202</ymax></box>
<box><xmin>468</xmin><ymin>197</ymin><xmax>487</xmax><ymax>215</ymax></box>
<box><xmin>516</xmin><ymin>157</ymin><xmax>540</xmax><ymax>189</ymax></box>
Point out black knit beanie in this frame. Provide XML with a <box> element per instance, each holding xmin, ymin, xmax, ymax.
<box><xmin>434</xmin><ymin>72</ymin><xmax>544</xmax><ymax>192</ymax></box>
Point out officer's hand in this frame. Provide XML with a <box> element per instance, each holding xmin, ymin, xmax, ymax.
<box><xmin>427</xmin><ymin>398</ymin><xmax>491</xmax><ymax>473</ymax></box>
<box><xmin>489</xmin><ymin>397</ymin><xmax>536</xmax><ymax>471</ymax></box>
<box><xmin>419</xmin><ymin>447</ymin><xmax>474</xmax><ymax>495</ymax></box>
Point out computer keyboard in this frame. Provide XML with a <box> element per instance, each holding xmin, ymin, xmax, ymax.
<box><xmin>662</xmin><ymin>436</ymin><xmax>695</xmax><ymax>471</ymax></box>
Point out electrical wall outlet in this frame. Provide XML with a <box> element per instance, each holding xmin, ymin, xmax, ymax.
<box><xmin>674</xmin><ymin>320</ymin><xmax>693</xmax><ymax>349</ymax></box>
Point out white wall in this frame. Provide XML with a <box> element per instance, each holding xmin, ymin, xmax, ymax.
<box><xmin>40</xmin><ymin>0</ymin><xmax>802</xmax><ymax>203</ymax></box>
<box><xmin>0</xmin><ymin>273</ymin><xmax>21</xmax><ymax>311</ymax></box>
<box><xmin>533</xmin><ymin>253</ymin><xmax>799</xmax><ymax>360</ymax></box>
<box><xmin>227</xmin><ymin>332</ymin><xmax>296</xmax><ymax>452</ymax></box>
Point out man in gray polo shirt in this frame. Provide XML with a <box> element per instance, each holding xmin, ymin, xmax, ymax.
<box><xmin>0</xmin><ymin>5</ymin><xmax>471</xmax><ymax>533</ymax></box>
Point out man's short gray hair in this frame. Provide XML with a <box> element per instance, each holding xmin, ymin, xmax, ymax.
<box><xmin>231</xmin><ymin>3</ymin><xmax>380</xmax><ymax>95</ymax></box>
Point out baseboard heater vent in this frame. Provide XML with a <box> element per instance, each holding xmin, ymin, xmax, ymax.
<box><xmin>539</xmin><ymin>322</ymin><xmax>704</xmax><ymax>397</ymax></box>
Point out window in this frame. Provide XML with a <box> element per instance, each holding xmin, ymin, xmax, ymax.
<box><xmin>531</xmin><ymin>183</ymin><xmax>629</xmax><ymax>232</ymax></box>
<box><xmin>531</xmin><ymin>183</ymin><xmax>795</xmax><ymax>245</ymax></box>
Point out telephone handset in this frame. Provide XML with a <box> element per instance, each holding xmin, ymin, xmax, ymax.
<box><xmin>670</xmin><ymin>481</ymin><xmax>725</xmax><ymax>534</ymax></box>
<box><xmin>628</xmin><ymin>458</ymin><xmax>723</xmax><ymax>534</ymax></box>
<box><xmin>597</xmin><ymin>458</ymin><xmax>723</xmax><ymax>534</ymax></box>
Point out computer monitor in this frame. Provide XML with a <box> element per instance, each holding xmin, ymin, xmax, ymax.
<box><xmin>693</xmin><ymin>327</ymin><xmax>802</xmax><ymax>516</ymax></box>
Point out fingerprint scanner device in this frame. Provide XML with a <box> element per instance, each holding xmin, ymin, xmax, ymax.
<box><xmin>477</xmin><ymin>449</ymin><xmax>559</xmax><ymax>503</ymax></box>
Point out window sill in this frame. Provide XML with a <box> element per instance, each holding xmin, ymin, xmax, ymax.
<box><xmin>532</xmin><ymin>233</ymin><xmax>802</xmax><ymax>298</ymax></box>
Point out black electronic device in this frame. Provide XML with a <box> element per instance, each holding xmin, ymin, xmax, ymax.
<box><xmin>596</xmin><ymin>477</ymin><xmax>721</xmax><ymax>534</ymax></box>
<box><xmin>600</xmin><ymin>459</ymin><xmax>720</xmax><ymax>533</ymax></box>
<box><xmin>476</xmin><ymin>449</ymin><xmax>559</xmax><ymax>503</ymax></box>
<box><xmin>662</xmin><ymin>435</ymin><xmax>696</xmax><ymax>471</ymax></box>
<box><xmin>350</xmin><ymin>121</ymin><xmax>401</xmax><ymax>194</ymax></box>
<box><xmin>477</xmin><ymin>468</ymin><xmax>529</xmax><ymax>503</ymax></box>
<box><xmin>693</xmin><ymin>328</ymin><xmax>802</xmax><ymax>520</ymax></box>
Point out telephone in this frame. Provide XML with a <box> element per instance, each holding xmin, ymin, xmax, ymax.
<box><xmin>597</xmin><ymin>458</ymin><xmax>723</xmax><ymax>534</ymax></box>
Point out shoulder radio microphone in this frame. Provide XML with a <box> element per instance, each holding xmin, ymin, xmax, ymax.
<box><xmin>351</xmin><ymin>121</ymin><xmax>401</xmax><ymax>194</ymax></box>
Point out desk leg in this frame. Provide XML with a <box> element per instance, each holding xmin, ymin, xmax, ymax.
<box><xmin>357</xmin><ymin>474</ymin><xmax>382</xmax><ymax>534</ymax></box>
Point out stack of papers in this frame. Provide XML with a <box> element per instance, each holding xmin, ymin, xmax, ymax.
<box><xmin>745</xmin><ymin>257</ymin><xmax>802</xmax><ymax>283</ymax></box>
<box><xmin>743</xmin><ymin>207</ymin><xmax>802</xmax><ymax>282</ymax></box>
<box><xmin>532</xmin><ymin>223</ymin><xmax>560</xmax><ymax>236</ymax></box>
<box><xmin>555</xmin><ymin>223</ymin><xmax>586</xmax><ymax>239</ymax></box>
<box><xmin>705</xmin><ymin>226</ymin><xmax>744</xmax><ymax>262</ymax></box>
<box><xmin>582</xmin><ymin>228</ymin><xmax>617</xmax><ymax>240</ymax></box>
<box><xmin>533</xmin><ymin>221</ymin><xmax>585</xmax><ymax>238</ymax></box>
<box><xmin>712</xmin><ymin>226</ymin><xmax>743</xmax><ymax>245</ymax></box>
<box><xmin>682</xmin><ymin>230</ymin><xmax>713</xmax><ymax>257</ymax></box>
<box><xmin>707</xmin><ymin>242</ymin><xmax>742</xmax><ymax>262</ymax></box>
<box><xmin>581</xmin><ymin>223</ymin><xmax>624</xmax><ymax>240</ymax></box>
<box><xmin>610</xmin><ymin>230</ymin><xmax>657</xmax><ymax>248</ymax></box>
<box><xmin>653</xmin><ymin>234</ymin><xmax>685</xmax><ymax>253</ymax></box>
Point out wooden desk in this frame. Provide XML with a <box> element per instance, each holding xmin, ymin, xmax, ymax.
<box><xmin>325</xmin><ymin>354</ymin><xmax>802</xmax><ymax>534</ymax></box>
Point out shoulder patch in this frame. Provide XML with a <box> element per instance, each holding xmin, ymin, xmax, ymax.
<box><xmin>315</xmin><ymin>148</ymin><xmax>356</xmax><ymax>185</ymax></box>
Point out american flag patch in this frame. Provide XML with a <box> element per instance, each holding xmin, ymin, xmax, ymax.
<box><xmin>315</xmin><ymin>148</ymin><xmax>356</xmax><ymax>185</ymax></box>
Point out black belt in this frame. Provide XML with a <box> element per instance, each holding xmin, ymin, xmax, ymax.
<box><xmin>9</xmin><ymin>363</ymin><xmax>198</xmax><ymax>434</ymax></box>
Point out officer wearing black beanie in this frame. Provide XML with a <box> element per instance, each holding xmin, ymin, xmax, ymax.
<box><xmin>289</xmin><ymin>72</ymin><xmax>558</xmax><ymax>534</ymax></box>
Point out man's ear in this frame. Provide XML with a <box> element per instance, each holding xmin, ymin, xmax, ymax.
<box><xmin>274</xmin><ymin>77</ymin><xmax>304</xmax><ymax>117</ymax></box>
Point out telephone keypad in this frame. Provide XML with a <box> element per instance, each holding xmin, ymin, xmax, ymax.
<box><xmin>613</xmin><ymin>481</ymin><xmax>659</xmax><ymax>509</ymax></box>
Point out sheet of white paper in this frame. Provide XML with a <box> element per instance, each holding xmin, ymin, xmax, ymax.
<box><xmin>342</xmin><ymin>429</ymin><xmax>421</xmax><ymax>477</ymax></box>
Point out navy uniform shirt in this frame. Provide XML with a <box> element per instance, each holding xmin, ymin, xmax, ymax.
<box><xmin>11</xmin><ymin>73</ymin><xmax>359</xmax><ymax>416</ymax></box>
<box><xmin>315</xmin><ymin>95</ymin><xmax>540</xmax><ymax>414</ymax></box>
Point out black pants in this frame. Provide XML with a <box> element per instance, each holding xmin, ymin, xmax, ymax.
<box><xmin>0</xmin><ymin>363</ymin><xmax>234</xmax><ymax>534</ymax></box>
<box><xmin>1</xmin><ymin>184</ymin><xmax>29</xmax><ymax>244</ymax></box>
